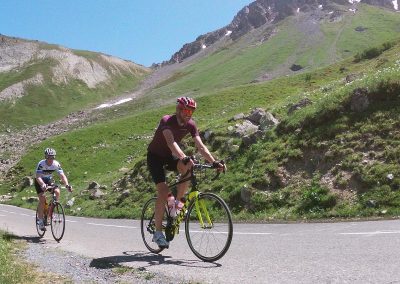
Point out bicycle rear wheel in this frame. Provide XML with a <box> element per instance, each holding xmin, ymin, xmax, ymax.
<box><xmin>140</xmin><ymin>197</ymin><xmax>168</xmax><ymax>253</ymax></box>
<box><xmin>185</xmin><ymin>192</ymin><xmax>233</xmax><ymax>262</ymax></box>
<box><xmin>35</xmin><ymin>205</ymin><xmax>45</xmax><ymax>238</ymax></box>
<box><xmin>50</xmin><ymin>202</ymin><xmax>65</xmax><ymax>242</ymax></box>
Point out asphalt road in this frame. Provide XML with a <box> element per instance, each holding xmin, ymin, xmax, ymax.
<box><xmin>1</xmin><ymin>204</ymin><xmax>400</xmax><ymax>283</ymax></box>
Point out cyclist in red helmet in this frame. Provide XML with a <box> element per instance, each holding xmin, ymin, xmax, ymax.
<box><xmin>147</xmin><ymin>96</ymin><xmax>226</xmax><ymax>248</ymax></box>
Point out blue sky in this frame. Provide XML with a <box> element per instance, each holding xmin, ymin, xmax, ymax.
<box><xmin>0</xmin><ymin>1</ymin><xmax>253</xmax><ymax>67</ymax></box>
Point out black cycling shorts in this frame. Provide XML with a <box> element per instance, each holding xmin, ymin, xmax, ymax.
<box><xmin>147</xmin><ymin>151</ymin><xmax>179</xmax><ymax>184</ymax></box>
<box><xmin>34</xmin><ymin>177</ymin><xmax>55</xmax><ymax>194</ymax></box>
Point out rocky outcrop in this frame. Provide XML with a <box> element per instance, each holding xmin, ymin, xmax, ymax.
<box><xmin>0</xmin><ymin>35</ymin><xmax>150</xmax><ymax>94</ymax></box>
<box><xmin>161</xmin><ymin>0</ymin><xmax>397</xmax><ymax>65</ymax></box>
<box><xmin>362</xmin><ymin>0</ymin><xmax>398</xmax><ymax>9</ymax></box>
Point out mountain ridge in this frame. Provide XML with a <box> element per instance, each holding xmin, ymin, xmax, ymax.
<box><xmin>157</xmin><ymin>0</ymin><xmax>398</xmax><ymax>67</ymax></box>
<box><xmin>0</xmin><ymin>34</ymin><xmax>149</xmax><ymax>95</ymax></box>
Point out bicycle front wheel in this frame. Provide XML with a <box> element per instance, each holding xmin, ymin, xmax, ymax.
<box><xmin>185</xmin><ymin>192</ymin><xmax>233</xmax><ymax>262</ymax></box>
<box><xmin>50</xmin><ymin>202</ymin><xmax>65</xmax><ymax>242</ymax></box>
<box><xmin>140</xmin><ymin>197</ymin><xmax>168</xmax><ymax>254</ymax></box>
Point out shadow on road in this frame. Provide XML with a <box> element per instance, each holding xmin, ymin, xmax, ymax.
<box><xmin>89</xmin><ymin>250</ymin><xmax>221</xmax><ymax>269</ymax></box>
<box><xmin>4</xmin><ymin>234</ymin><xmax>47</xmax><ymax>244</ymax></box>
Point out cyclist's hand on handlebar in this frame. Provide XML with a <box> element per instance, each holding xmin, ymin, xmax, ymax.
<box><xmin>212</xmin><ymin>160</ymin><xmax>226</xmax><ymax>173</ymax></box>
<box><xmin>66</xmin><ymin>184</ymin><xmax>73</xmax><ymax>192</ymax></box>
<box><xmin>181</xmin><ymin>156</ymin><xmax>195</xmax><ymax>167</ymax></box>
<box><xmin>41</xmin><ymin>184</ymin><xmax>47</xmax><ymax>192</ymax></box>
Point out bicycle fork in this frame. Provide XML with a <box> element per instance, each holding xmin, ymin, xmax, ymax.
<box><xmin>192</xmin><ymin>192</ymin><xmax>213</xmax><ymax>229</ymax></box>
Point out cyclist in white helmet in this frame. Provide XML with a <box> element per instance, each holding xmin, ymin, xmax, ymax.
<box><xmin>35</xmin><ymin>148</ymin><xmax>72</xmax><ymax>231</ymax></box>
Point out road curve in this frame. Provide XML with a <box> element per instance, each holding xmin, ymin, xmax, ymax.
<box><xmin>1</xmin><ymin>204</ymin><xmax>400</xmax><ymax>283</ymax></box>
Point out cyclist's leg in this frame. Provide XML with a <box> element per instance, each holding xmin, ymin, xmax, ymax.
<box><xmin>147</xmin><ymin>152</ymin><xmax>170</xmax><ymax>248</ymax></box>
<box><xmin>155</xmin><ymin>182</ymin><xmax>169</xmax><ymax>231</ymax></box>
<box><xmin>176</xmin><ymin>159</ymin><xmax>191</xmax><ymax>200</ymax></box>
<box><xmin>54</xmin><ymin>187</ymin><xmax>60</xmax><ymax>201</ymax></box>
<box><xmin>34</xmin><ymin>180</ymin><xmax>46</xmax><ymax>219</ymax></box>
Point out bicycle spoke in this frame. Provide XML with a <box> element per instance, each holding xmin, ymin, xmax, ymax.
<box><xmin>140</xmin><ymin>197</ymin><xmax>167</xmax><ymax>253</ymax></box>
<box><xmin>35</xmin><ymin>206</ymin><xmax>45</xmax><ymax>237</ymax></box>
<box><xmin>51</xmin><ymin>202</ymin><xmax>65</xmax><ymax>242</ymax></box>
<box><xmin>185</xmin><ymin>193</ymin><xmax>233</xmax><ymax>262</ymax></box>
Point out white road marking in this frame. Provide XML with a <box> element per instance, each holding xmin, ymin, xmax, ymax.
<box><xmin>0</xmin><ymin>214</ymin><xmax>5</xmax><ymax>217</ymax></box>
<box><xmin>185</xmin><ymin>230</ymin><xmax>272</xmax><ymax>235</ymax></box>
<box><xmin>86</xmin><ymin>222</ymin><xmax>137</xmax><ymax>229</ymax></box>
<box><xmin>234</xmin><ymin>232</ymin><xmax>272</xmax><ymax>235</ymax></box>
<box><xmin>340</xmin><ymin>230</ymin><xmax>400</xmax><ymax>235</ymax></box>
<box><xmin>0</xmin><ymin>210</ymin><xmax>16</xmax><ymax>214</ymax></box>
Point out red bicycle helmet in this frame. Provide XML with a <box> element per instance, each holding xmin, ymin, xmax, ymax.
<box><xmin>177</xmin><ymin>97</ymin><xmax>197</xmax><ymax>109</ymax></box>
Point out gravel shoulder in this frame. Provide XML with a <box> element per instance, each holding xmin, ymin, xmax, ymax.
<box><xmin>21</xmin><ymin>238</ymin><xmax>187</xmax><ymax>284</ymax></box>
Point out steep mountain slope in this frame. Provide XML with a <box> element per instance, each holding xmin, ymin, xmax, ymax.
<box><xmin>0</xmin><ymin>35</ymin><xmax>151</xmax><ymax>131</ymax></box>
<box><xmin>2</xmin><ymin>38</ymin><xmax>399</xmax><ymax>220</ymax></box>
<box><xmin>161</xmin><ymin>0</ymin><xmax>399</xmax><ymax>65</ymax></box>
<box><xmin>0</xmin><ymin>0</ymin><xmax>400</xmax><ymax>221</ymax></box>
<box><xmin>142</xmin><ymin>2</ymin><xmax>399</xmax><ymax>107</ymax></box>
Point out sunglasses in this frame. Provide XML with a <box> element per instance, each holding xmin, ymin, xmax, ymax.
<box><xmin>47</xmin><ymin>156</ymin><xmax>55</xmax><ymax>159</ymax></box>
<box><xmin>181</xmin><ymin>108</ymin><xmax>194</xmax><ymax>116</ymax></box>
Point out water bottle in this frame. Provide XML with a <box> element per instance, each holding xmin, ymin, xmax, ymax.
<box><xmin>167</xmin><ymin>193</ymin><xmax>176</xmax><ymax>217</ymax></box>
<box><xmin>175</xmin><ymin>197</ymin><xmax>185</xmax><ymax>217</ymax></box>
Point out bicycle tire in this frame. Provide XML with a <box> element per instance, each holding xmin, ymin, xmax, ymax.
<box><xmin>35</xmin><ymin>205</ymin><xmax>46</xmax><ymax>238</ymax></box>
<box><xmin>140</xmin><ymin>197</ymin><xmax>169</xmax><ymax>253</ymax></box>
<box><xmin>50</xmin><ymin>202</ymin><xmax>65</xmax><ymax>242</ymax></box>
<box><xmin>185</xmin><ymin>192</ymin><xmax>233</xmax><ymax>262</ymax></box>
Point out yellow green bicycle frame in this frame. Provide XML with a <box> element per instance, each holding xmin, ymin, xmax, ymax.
<box><xmin>171</xmin><ymin>190</ymin><xmax>213</xmax><ymax>235</ymax></box>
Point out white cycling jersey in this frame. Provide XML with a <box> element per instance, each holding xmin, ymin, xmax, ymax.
<box><xmin>35</xmin><ymin>159</ymin><xmax>64</xmax><ymax>180</ymax></box>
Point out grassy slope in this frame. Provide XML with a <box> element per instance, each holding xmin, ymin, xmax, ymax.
<box><xmin>1</xmin><ymin>5</ymin><xmax>400</xmax><ymax>221</ymax></box>
<box><xmin>2</xmin><ymin>38</ymin><xmax>399</xmax><ymax>220</ymax></box>
<box><xmin>0</xmin><ymin>231</ymin><xmax>63</xmax><ymax>283</ymax></box>
<box><xmin>0</xmin><ymin>48</ymin><xmax>150</xmax><ymax>131</ymax></box>
<box><xmin>143</xmin><ymin>4</ymin><xmax>400</xmax><ymax>100</ymax></box>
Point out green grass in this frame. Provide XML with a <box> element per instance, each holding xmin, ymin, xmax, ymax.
<box><xmin>144</xmin><ymin>4</ymin><xmax>400</xmax><ymax>101</ymax></box>
<box><xmin>0</xmin><ymin>46</ymin><xmax>150</xmax><ymax>132</ymax></box>
<box><xmin>0</xmin><ymin>231</ymin><xmax>62</xmax><ymax>284</ymax></box>
<box><xmin>2</xmin><ymin>39</ymin><xmax>399</xmax><ymax>221</ymax></box>
<box><xmin>1</xmin><ymin>5</ymin><xmax>400</xmax><ymax>221</ymax></box>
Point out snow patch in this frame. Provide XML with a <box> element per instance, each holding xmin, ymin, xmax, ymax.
<box><xmin>348</xmin><ymin>0</ymin><xmax>361</xmax><ymax>3</ymax></box>
<box><xmin>95</xmin><ymin>98</ymin><xmax>132</xmax><ymax>109</ymax></box>
<box><xmin>349</xmin><ymin>8</ymin><xmax>357</xmax><ymax>13</ymax></box>
<box><xmin>318</xmin><ymin>5</ymin><xmax>323</xmax><ymax>9</ymax></box>
<box><xmin>393</xmin><ymin>0</ymin><xmax>398</xmax><ymax>10</ymax></box>
<box><xmin>225</xmin><ymin>30</ymin><xmax>232</xmax><ymax>36</ymax></box>
<box><xmin>202</xmin><ymin>44</ymin><xmax>206</xmax><ymax>49</ymax></box>
<box><xmin>296</xmin><ymin>7</ymin><xmax>300</xmax><ymax>13</ymax></box>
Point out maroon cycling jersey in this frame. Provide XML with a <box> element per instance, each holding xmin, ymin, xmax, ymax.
<box><xmin>148</xmin><ymin>114</ymin><xmax>199</xmax><ymax>158</ymax></box>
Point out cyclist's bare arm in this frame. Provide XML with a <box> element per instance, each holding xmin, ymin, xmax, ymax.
<box><xmin>59</xmin><ymin>173</ymin><xmax>72</xmax><ymax>191</ymax></box>
<box><xmin>194</xmin><ymin>136</ymin><xmax>226</xmax><ymax>171</ymax></box>
<box><xmin>35</xmin><ymin>176</ymin><xmax>47</xmax><ymax>190</ymax></box>
<box><xmin>193</xmin><ymin>136</ymin><xmax>215</xmax><ymax>163</ymax></box>
<box><xmin>162</xmin><ymin>129</ymin><xmax>186</xmax><ymax>160</ymax></box>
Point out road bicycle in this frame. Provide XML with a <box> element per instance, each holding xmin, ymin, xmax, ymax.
<box><xmin>141</xmin><ymin>160</ymin><xmax>233</xmax><ymax>262</ymax></box>
<box><xmin>35</xmin><ymin>184</ymin><xmax>66</xmax><ymax>242</ymax></box>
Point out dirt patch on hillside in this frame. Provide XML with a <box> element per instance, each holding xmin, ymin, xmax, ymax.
<box><xmin>0</xmin><ymin>62</ymin><xmax>176</xmax><ymax>178</ymax></box>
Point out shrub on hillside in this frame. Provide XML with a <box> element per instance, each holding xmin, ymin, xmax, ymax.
<box><xmin>354</xmin><ymin>41</ymin><xmax>395</xmax><ymax>62</ymax></box>
<box><xmin>296</xmin><ymin>177</ymin><xmax>337</xmax><ymax>214</ymax></box>
<box><xmin>359</xmin><ymin>185</ymin><xmax>400</xmax><ymax>209</ymax></box>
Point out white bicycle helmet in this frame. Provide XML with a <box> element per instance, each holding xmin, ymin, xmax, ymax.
<box><xmin>44</xmin><ymin>148</ymin><xmax>56</xmax><ymax>157</ymax></box>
